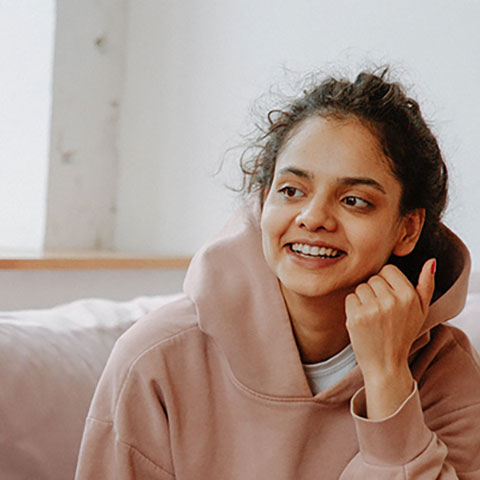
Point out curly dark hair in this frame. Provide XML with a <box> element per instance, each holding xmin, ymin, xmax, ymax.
<box><xmin>240</xmin><ymin>68</ymin><xmax>456</xmax><ymax>294</ymax></box>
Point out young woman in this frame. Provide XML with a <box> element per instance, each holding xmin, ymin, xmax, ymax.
<box><xmin>75</xmin><ymin>70</ymin><xmax>480</xmax><ymax>479</ymax></box>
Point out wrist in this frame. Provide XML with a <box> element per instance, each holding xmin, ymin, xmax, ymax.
<box><xmin>363</xmin><ymin>367</ymin><xmax>414</xmax><ymax>420</ymax></box>
<box><xmin>363</xmin><ymin>365</ymin><xmax>412</xmax><ymax>390</ymax></box>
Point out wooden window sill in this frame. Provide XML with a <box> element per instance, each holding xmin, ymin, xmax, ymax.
<box><xmin>0</xmin><ymin>250</ymin><xmax>191</xmax><ymax>270</ymax></box>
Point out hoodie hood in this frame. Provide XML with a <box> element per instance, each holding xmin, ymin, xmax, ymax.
<box><xmin>410</xmin><ymin>225</ymin><xmax>471</xmax><ymax>354</ymax></box>
<box><xmin>421</xmin><ymin>226</ymin><xmax>470</xmax><ymax>330</ymax></box>
<box><xmin>184</xmin><ymin>199</ymin><xmax>470</xmax><ymax>400</ymax></box>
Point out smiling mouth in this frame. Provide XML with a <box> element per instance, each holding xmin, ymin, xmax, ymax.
<box><xmin>288</xmin><ymin>243</ymin><xmax>346</xmax><ymax>259</ymax></box>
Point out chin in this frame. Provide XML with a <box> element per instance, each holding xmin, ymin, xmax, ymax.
<box><xmin>280</xmin><ymin>276</ymin><xmax>341</xmax><ymax>300</ymax></box>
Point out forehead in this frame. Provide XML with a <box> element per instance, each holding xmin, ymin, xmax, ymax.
<box><xmin>275</xmin><ymin>116</ymin><xmax>396</xmax><ymax>181</ymax></box>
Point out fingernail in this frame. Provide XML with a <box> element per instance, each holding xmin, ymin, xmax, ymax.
<box><xmin>431</xmin><ymin>259</ymin><xmax>436</xmax><ymax>275</ymax></box>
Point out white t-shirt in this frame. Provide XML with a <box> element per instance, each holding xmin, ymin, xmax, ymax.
<box><xmin>303</xmin><ymin>344</ymin><xmax>357</xmax><ymax>395</ymax></box>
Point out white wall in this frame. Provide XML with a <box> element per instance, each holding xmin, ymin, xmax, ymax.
<box><xmin>0</xmin><ymin>1</ymin><xmax>55</xmax><ymax>251</ymax></box>
<box><xmin>114</xmin><ymin>0</ymin><xmax>480</xmax><ymax>269</ymax></box>
<box><xmin>114</xmin><ymin>0</ymin><xmax>240</xmax><ymax>256</ymax></box>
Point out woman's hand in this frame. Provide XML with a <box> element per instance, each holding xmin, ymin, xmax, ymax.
<box><xmin>345</xmin><ymin>259</ymin><xmax>436</xmax><ymax>419</ymax></box>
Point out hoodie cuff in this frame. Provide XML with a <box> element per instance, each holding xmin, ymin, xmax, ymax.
<box><xmin>350</xmin><ymin>382</ymin><xmax>433</xmax><ymax>466</ymax></box>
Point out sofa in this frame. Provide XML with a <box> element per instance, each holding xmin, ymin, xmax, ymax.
<box><xmin>1</xmin><ymin>279</ymin><xmax>479</xmax><ymax>480</ymax></box>
<box><xmin>0</xmin><ymin>294</ymin><xmax>180</xmax><ymax>480</ymax></box>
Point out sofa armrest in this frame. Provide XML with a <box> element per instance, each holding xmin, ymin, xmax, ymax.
<box><xmin>0</xmin><ymin>294</ymin><xmax>180</xmax><ymax>480</ymax></box>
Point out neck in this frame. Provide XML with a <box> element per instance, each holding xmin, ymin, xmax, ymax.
<box><xmin>281</xmin><ymin>286</ymin><xmax>351</xmax><ymax>364</ymax></box>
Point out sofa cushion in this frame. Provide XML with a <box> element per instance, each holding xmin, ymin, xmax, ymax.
<box><xmin>0</xmin><ymin>295</ymin><xmax>179</xmax><ymax>480</ymax></box>
<box><xmin>449</xmin><ymin>291</ymin><xmax>480</xmax><ymax>353</ymax></box>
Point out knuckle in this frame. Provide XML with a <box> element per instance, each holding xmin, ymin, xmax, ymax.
<box><xmin>400</xmin><ymin>289</ymin><xmax>415</xmax><ymax>305</ymax></box>
<box><xmin>350</xmin><ymin>303</ymin><xmax>380</xmax><ymax>325</ymax></box>
<box><xmin>346</xmin><ymin>307</ymin><xmax>365</xmax><ymax>325</ymax></box>
<box><xmin>380</xmin><ymin>295</ymin><xmax>395</xmax><ymax>311</ymax></box>
<box><xmin>365</xmin><ymin>302</ymin><xmax>381</xmax><ymax>318</ymax></box>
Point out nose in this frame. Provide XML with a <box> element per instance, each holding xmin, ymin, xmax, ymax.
<box><xmin>295</xmin><ymin>195</ymin><xmax>337</xmax><ymax>232</ymax></box>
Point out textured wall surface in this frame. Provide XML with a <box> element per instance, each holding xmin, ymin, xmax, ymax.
<box><xmin>44</xmin><ymin>0</ymin><xmax>128</xmax><ymax>250</ymax></box>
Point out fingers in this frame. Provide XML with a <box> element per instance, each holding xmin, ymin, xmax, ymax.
<box><xmin>353</xmin><ymin>283</ymin><xmax>376</xmax><ymax>303</ymax></box>
<box><xmin>345</xmin><ymin>291</ymin><xmax>361</xmax><ymax>311</ymax></box>
<box><xmin>353</xmin><ymin>268</ymin><xmax>400</xmax><ymax>304</ymax></box>
<box><xmin>416</xmin><ymin>258</ymin><xmax>436</xmax><ymax>314</ymax></box>
<box><xmin>348</xmin><ymin>260</ymin><xmax>436</xmax><ymax>315</ymax></box>
<box><xmin>367</xmin><ymin>275</ymin><xmax>394</xmax><ymax>300</ymax></box>
<box><xmin>376</xmin><ymin>264</ymin><xmax>412</xmax><ymax>292</ymax></box>
<box><xmin>348</xmin><ymin>264</ymin><xmax>414</xmax><ymax>311</ymax></box>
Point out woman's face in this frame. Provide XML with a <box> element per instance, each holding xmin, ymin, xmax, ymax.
<box><xmin>260</xmin><ymin>116</ymin><xmax>419</xmax><ymax>301</ymax></box>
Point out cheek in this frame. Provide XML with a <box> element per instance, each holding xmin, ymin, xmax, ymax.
<box><xmin>260</xmin><ymin>204</ymin><xmax>289</xmax><ymax>260</ymax></box>
<box><xmin>352</xmin><ymin>219</ymin><xmax>401</xmax><ymax>261</ymax></box>
<box><xmin>260</xmin><ymin>209</ymin><xmax>276</xmax><ymax>253</ymax></box>
<box><xmin>260</xmin><ymin>202</ymin><xmax>280</xmax><ymax>238</ymax></box>
<box><xmin>260</xmin><ymin>217</ymin><xmax>278</xmax><ymax>275</ymax></box>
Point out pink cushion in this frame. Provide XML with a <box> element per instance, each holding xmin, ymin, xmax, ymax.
<box><xmin>0</xmin><ymin>295</ymin><xmax>178</xmax><ymax>480</ymax></box>
<box><xmin>449</xmin><ymin>289</ymin><xmax>480</xmax><ymax>353</ymax></box>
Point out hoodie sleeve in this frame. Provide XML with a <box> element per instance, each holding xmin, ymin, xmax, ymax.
<box><xmin>74</xmin><ymin>336</ymin><xmax>176</xmax><ymax>480</ymax></box>
<box><xmin>339</xmin><ymin>383</ymin><xmax>480</xmax><ymax>479</ymax></box>
<box><xmin>74</xmin><ymin>417</ymin><xmax>175</xmax><ymax>480</ymax></box>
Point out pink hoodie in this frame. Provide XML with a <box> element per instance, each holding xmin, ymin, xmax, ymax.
<box><xmin>75</xmin><ymin>201</ymin><xmax>480</xmax><ymax>479</ymax></box>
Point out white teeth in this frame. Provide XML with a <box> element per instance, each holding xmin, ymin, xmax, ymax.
<box><xmin>291</xmin><ymin>243</ymin><xmax>341</xmax><ymax>258</ymax></box>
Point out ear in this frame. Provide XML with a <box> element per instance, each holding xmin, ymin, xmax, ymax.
<box><xmin>392</xmin><ymin>208</ymin><xmax>425</xmax><ymax>257</ymax></box>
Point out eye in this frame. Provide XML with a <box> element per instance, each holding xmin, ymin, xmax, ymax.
<box><xmin>278</xmin><ymin>186</ymin><xmax>304</xmax><ymax>199</ymax></box>
<box><xmin>342</xmin><ymin>196</ymin><xmax>372</xmax><ymax>209</ymax></box>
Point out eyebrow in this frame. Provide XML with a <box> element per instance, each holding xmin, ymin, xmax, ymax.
<box><xmin>277</xmin><ymin>167</ymin><xmax>313</xmax><ymax>179</ymax></box>
<box><xmin>340</xmin><ymin>177</ymin><xmax>387</xmax><ymax>194</ymax></box>
<box><xmin>276</xmin><ymin>166</ymin><xmax>387</xmax><ymax>194</ymax></box>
